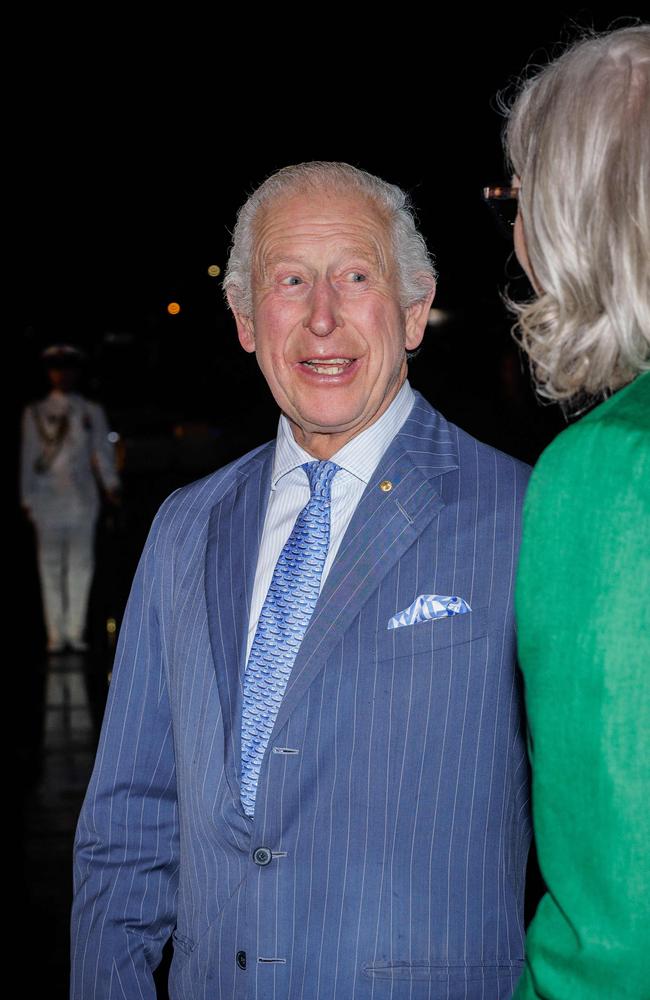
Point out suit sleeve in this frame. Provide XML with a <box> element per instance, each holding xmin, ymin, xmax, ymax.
<box><xmin>513</xmin><ymin>414</ymin><xmax>650</xmax><ymax>998</ymax></box>
<box><xmin>71</xmin><ymin>505</ymin><xmax>179</xmax><ymax>999</ymax></box>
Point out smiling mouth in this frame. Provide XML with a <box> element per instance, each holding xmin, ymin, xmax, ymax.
<box><xmin>300</xmin><ymin>358</ymin><xmax>355</xmax><ymax>375</ymax></box>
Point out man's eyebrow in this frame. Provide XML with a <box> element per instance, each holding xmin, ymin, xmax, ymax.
<box><xmin>263</xmin><ymin>255</ymin><xmax>307</xmax><ymax>268</ymax></box>
<box><xmin>336</xmin><ymin>247</ymin><xmax>383</xmax><ymax>266</ymax></box>
<box><xmin>263</xmin><ymin>247</ymin><xmax>384</xmax><ymax>270</ymax></box>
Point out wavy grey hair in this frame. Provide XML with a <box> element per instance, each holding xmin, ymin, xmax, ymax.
<box><xmin>223</xmin><ymin>161</ymin><xmax>436</xmax><ymax>316</ymax></box>
<box><xmin>503</xmin><ymin>24</ymin><xmax>650</xmax><ymax>404</ymax></box>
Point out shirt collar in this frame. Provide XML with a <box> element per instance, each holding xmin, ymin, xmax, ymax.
<box><xmin>271</xmin><ymin>380</ymin><xmax>415</xmax><ymax>490</ymax></box>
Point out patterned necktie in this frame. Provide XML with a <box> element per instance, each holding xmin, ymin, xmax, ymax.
<box><xmin>240</xmin><ymin>459</ymin><xmax>340</xmax><ymax>816</ymax></box>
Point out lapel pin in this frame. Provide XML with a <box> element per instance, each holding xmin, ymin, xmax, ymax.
<box><xmin>379</xmin><ymin>480</ymin><xmax>393</xmax><ymax>492</ymax></box>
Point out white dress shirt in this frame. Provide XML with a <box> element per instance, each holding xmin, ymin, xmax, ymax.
<box><xmin>245</xmin><ymin>380</ymin><xmax>415</xmax><ymax>660</ymax></box>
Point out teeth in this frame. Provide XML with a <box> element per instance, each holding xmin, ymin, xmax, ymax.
<box><xmin>303</xmin><ymin>358</ymin><xmax>353</xmax><ymax>375</ymax></box>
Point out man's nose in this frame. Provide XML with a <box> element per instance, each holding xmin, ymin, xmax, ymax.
<box><xmin>304</xmin><ymin>280</ymin><xmax>341</xmax><ymax>337</ymax></box>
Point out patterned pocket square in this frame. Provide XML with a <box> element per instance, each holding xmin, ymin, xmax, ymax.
<box><xmin>387</xmin><ymin>594</ymin><xmax>472</xmax><ymax>630</ymax></box>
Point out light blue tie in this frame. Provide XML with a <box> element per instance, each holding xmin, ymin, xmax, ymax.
<box><xmin>240</xmin><ymin>460</ymin><xmax>339</xmax><ymax>817</ymax></box>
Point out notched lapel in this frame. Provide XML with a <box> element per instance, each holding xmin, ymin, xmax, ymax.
<box><xmin>271</xmin><ymin>400</ymin><xmax>459</xmax><ymax>738</ymax></box>
<box><xmin>205</xmin><ymin>446</ymin><xmax>273</xmax><ymax>801</ymax></box>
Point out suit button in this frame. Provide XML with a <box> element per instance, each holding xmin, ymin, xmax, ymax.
<box><xmin>253</xmin><ymin>846</ymin><xmax>272</xmax><ymax>866</ymax></box>
<box><xmin>236</xmin><ymin>950</ymin><xmax>247</xmax><ymax>970</ymax></box>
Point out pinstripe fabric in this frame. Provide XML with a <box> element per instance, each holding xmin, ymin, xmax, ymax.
<box><xmin>71</xmin><ymin>392</ymin><xmax>532</xmax><ymax>999</ymax></box>
<box><xmin>247</xmin><ymin>380</ymin><xmax>415</xmax><ymax>660</ymax></box>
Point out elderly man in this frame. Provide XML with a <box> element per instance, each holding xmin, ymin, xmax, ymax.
<box><xmin>71</xmin><ymin>162</ymin><xmax>531</xmax><ymax>1000</ymax></box>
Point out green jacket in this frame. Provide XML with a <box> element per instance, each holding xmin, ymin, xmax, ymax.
<box><xmin>514</xmin><ymin>372</ymin><xmax>650</xmax><ymax>999</ymax></box>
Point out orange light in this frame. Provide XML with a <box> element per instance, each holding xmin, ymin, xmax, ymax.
<box><xmin>207</xmin><ymin>264</ymin><xmax>221</xmax><ymax>277</ymax></box>
<box><xmin>167</xmin><ymin>302</ymin><xmax>181</xmax><ymax>315</ymax></box>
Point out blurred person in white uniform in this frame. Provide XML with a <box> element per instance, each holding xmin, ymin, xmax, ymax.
<box><xmin>21</xmin><ymin>345</ymin><xmax>121</xmax><ymax>653</ymax></box>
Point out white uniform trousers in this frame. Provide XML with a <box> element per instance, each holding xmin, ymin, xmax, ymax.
<box><xmin>33</xmin><ymin>511</ymin><xmax>97</xmax><ymax>648</ymax></box>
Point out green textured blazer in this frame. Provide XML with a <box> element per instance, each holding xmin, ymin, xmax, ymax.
<box><xmin>514</xmin><ymin>372</ymin><xmax>650</xmax><ymax>998</ymax></box>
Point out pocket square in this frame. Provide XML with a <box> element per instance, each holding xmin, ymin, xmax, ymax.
<box><xmin>387</xmin><ymin>594</ymin><xmax>472</xmax><ymax>630</ymax></box>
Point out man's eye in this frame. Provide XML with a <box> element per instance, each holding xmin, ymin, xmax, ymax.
<box><xmin>347</xmin><ymin>272</ymin><xmax>367</xmax><ymax>283</ymax></box>
<box><xmin>281</xmin><ymin>276</ymin><xmax>302</xmax><ymax>286</ymax></box>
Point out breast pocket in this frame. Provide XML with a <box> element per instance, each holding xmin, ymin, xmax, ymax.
<box><xmin>372</xmin><ymin>606</ymin><xmax>489</xmax><ymax>663</ymax></box>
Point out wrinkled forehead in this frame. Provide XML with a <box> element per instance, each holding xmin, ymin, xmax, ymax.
<box><xmin>251</xmin><ymin>187</ymin><xmax>394</xmax><ymax>275</ymax></box>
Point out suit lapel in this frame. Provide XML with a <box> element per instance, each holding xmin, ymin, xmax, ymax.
<box><xmin>272</xmin><ymin>394</ymin><xmax>459</xmax><ymax>738</ymax></box>
<box><xmin>205</xmin><ymin>444</ymin><xmax>274</xmax><ymax>799</ymax></box>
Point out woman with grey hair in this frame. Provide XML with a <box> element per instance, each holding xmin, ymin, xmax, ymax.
<box><xmin>494</xmin><ymin>24</ymin><xmax>650</xmax><ymax>999</ymax></box>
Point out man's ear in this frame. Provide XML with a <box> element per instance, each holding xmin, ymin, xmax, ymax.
<box><xmin>227</xmin><ymin>291</ymin><xmax>256</xmax><ymax>354</ymax></box>
<box><xmin>404</xmin><ymin>278</ymin><xmax>436</xmax><ymax>352</ymax></box>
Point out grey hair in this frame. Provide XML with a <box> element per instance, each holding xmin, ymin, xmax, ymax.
<box><xmin>223</xmin><ymin>161</ymin><xmax>436</xmax><ymax>315</ymax></box>
<box><xmin>503</xmin><ymin>24</ymin><xmax>650</xmax><ymax>405</ymax></box>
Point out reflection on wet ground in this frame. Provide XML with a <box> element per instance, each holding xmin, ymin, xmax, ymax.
<box><xmin>19</xmin><ymin>648</ymin><xmax>107</xmax><ymax>999</ymax></box>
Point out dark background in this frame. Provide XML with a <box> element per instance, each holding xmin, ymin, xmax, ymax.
<box><xmin>14</xmin><ymin>8</ymin><xmax>641</xmax><ymax>997</ymax></box>
<box><xmin>18</xmin><ymin>10</ymin><xmax>639</xmax><ymax>466</ymax></box>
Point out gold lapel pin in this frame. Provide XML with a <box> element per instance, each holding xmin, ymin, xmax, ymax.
<box><xmin>379</xmin><ymin>480</ymin><xmax>393</xmax><ymax>492</ymax></box>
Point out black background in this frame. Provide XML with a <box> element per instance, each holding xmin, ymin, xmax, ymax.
<box><xmin>16</xmin><ymin>8</ymin><xmax>640</xmax><ymax>460</ymax></box>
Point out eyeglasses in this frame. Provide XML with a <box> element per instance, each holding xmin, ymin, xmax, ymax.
<box><xmin>482</xmin><ymin>185</ymin><xmax>519</xmax><ymax>238</ymax></box>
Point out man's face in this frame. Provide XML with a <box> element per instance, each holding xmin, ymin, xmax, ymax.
<box><xmin>48</xmin><ymin>367</ymin><xmax>78</xmax><ymax>392</ymax></box>
<box><xmin>229</xmin><ymin>190</ymin><xmax>435</xmax><ymax>458</ymax></box>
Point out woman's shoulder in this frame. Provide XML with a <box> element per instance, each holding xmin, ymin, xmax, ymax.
<box><xmin>580</xmin><ymin>370</ymin><xmax>650</xmax><ymax>433</ymax></box>
<box><xmin>534</xmin><ymin>373</ymin><xmax>649</xmax><ymax>481</ymax></box>
<box><xmin>519</xmin><ymin>376</ymin><xmax>650</xmax><ymax>567</ymax></box>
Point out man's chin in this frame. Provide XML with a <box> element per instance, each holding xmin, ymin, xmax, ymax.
<box><xmin>287</xmin><ymin>407</ymin><xmax>366</xmax><ymax>438</ymax></box>
<box><xmin>285</xmin><ymin>406</ymin><xmax>382</xmax><ymax>458</ymax></box>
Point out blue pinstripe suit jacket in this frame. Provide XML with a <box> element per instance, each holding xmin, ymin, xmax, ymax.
<box><xmin>71</xmin><ymin>392</ymin><xmax>532</xmax><ymax>999</ymax></box>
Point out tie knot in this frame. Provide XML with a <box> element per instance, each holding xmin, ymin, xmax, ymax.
<box><xmin>303</xmin><ymin>460</ymin><xmax>340</xmax><ymax>499</ymax></box>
